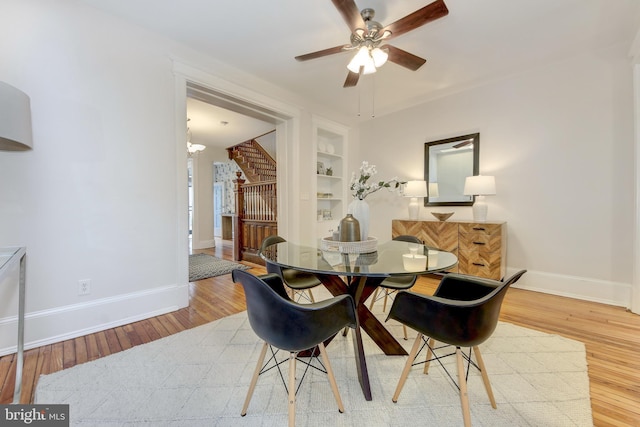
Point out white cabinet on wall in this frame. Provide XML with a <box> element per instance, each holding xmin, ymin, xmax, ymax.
<box><xmin>313</xmin><ymin>118</ymin><xmax>348</xmax><ymax>240</ymax></box>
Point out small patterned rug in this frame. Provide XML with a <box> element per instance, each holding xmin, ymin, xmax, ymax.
<box><xmin>188</xmin><ymin>253</ymin><xmax>249</xmax><ymax>281</ymax></box>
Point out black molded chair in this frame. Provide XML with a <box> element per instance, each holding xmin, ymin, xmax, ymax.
<box><xmin>388</xmin><ymin>270</ymin><xmax>527</xmax><ymax>427</ymax></box>
<box><xmin>259</xmin><ymin>235</ymin><xmax>321</xmax><ymax>302</ymax></box>
<box><xmin>369</xmin><ymin>235</ymin><xmax>423</xmax><ymax>339</ymax></box>
<box><xmin>232</xmin><ymin>269</ymin><xmax>357</xmax><ymax>427</ymax></box>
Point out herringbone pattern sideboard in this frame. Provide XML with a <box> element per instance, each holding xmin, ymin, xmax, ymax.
<box><xmin>392</xmin><ymin>219</ymin><xmax>507</xmax><ymax>280</ymax></box>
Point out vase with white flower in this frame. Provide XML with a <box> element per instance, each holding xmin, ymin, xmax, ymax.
<box><xmin>348</xmin><ymin>161</ymin><xmax>405</xmax><ymax>240</ymax></box>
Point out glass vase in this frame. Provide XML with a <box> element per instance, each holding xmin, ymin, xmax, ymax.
<box><xmin>348</xmin><ymin>198</ymin><xmax>370</xmax><ymax>241</ymax></box>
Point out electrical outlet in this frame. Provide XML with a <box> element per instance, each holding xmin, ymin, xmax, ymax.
<box><xmin>78</xmin><ymin>279</ymin><xmax>91</xmax><ymax>296</ymax></box>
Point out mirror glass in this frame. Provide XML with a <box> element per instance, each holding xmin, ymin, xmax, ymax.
<box><xmin>424</xmin><ymin>133</ymin><xmax>479</xmax><ymax>206</ymax></box>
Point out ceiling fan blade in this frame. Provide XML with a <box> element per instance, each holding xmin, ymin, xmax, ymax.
<box><xmin>382</xmin><ymin>0</ymin><xmax>449</xmax><ymax>41</ymax></box>
<box><xmin>343</xmin><ymin>69</ymin><xmax>361</xmax><ymax>87</ymax></box>
<box><xmin>295</xmin><ymin>45</ymin><xmax>347</xmax><ymax>61</ymax></box>
<box><xmin>386</xmin><ymin>45</ymin><xmax>426</xmax><ymax>71</ymax></box>
<box><xmin>331</xmin><ymin>0</ymin><xmax>366</xmax><ymax>32</ymax></box>
<box><xmin>453</xmin><ymin>140</ymin><xmax>472</xmax><ymax>149</ymax></box>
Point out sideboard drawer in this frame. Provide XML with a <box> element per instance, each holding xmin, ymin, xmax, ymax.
<box><xmin>459</xmin><ymin>223</ymin><xmax>502</xmax><ymax>235</ymax></box>
<box><xmin>457</xmin><ymin>257</ymin><xmax>502</xmax><ymax>279</ymax></box>
<box><xmin>458</xmin><ymin>249</ymin><xmax>503</xmax><ymax>280</ymax></box>
<box><xmin>458</xmin><ymin>232</ymin><xmax>502</xmax><ymax>253</ymax></box>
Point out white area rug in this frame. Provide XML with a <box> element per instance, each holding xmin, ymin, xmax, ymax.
<box><xmin>35</xmin><ymin>294</ymin><xmax>592</xmax><ymax>426</ymax></box>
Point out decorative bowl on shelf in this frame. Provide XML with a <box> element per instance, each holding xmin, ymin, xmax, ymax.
<box><xmin>431</xmin><ymin>212</ymin><xmax>454</xmax><ymax>222</ymax></box>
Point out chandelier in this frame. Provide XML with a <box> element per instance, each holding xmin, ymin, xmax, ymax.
<box><xmin>186</xmin><ymin>119</ymin><xmax>205</xmax><ymax>155</ymax></box>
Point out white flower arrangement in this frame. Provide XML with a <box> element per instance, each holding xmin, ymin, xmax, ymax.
<box><xmin>350</xmin><ymin>161</ymin><xmax>405</xmax><ymax>200</ymax></box>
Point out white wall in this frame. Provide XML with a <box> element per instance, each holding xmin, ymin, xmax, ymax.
<box><xmin>0</xmin><ymin>1</ymin><xmax>193</xmax><ymax>354</ymax></box>
<box><xmin>358</xmin><ymin>42</ymin><xmax>634</xmax><ymax>307</ymax></box>
<box><xmin>0</xmin><ymin>0</ymin><xmax>353</xmax><ymax>354</ymax></box>
<box><xmin>191</xmin><ymin>150</ymin><xmax>215</xmax><ymax>250</ymax></box>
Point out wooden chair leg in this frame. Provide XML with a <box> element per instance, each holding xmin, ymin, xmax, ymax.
<box><xmin>456</xmin><ymin>347</ymin><xmax>472</xmax><ymax>427</ymax></box>
<box><xmin>308</xmin><ymin>289</ymin><xmax>315</xmax><ymax>303</ymax></box>
<box><xmin>382</xmin><ymin>289</ymin><xmax>389</xmax><ymax>312</ymax></box>
<box><xmin>288</xmin><ymin>352</ymin><xmax>297</xmax><ymax>427</ymax></box>
<box><xmin>402</xmin><ymin>324</ymin><xmax>408</xmax><ymax>340</ymax></box>
<box><xmin>472</xmin><ymin>346</ymin><xmax>497</xmax><ymax>409</ymax></box>
<box><xmin>423</xmin><ymin>338</ymin><xmax>435</xmax><ymax>374</ymax></box>
<box><xmin>369</xmin><ymin>288</ymin><xmax>380</xmax><ymax>310</ymax></box>
<box><xmin>392</xmin><ymin>333</ymin><xmax>423</xmax><ymax>403</ymax></box>
<box><xmin>318</xmin><ymin>342</ymin><xmax>345</xmax><ymax>413</ymax></box>
<box><xmin>242</xmin><ymin>341</ymin><xmax>268</xmax><ymax>416</ymax></box>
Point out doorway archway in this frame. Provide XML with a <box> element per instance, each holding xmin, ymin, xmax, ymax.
<box><xmin>173</xmin><ymin>61</ymin><xmax>302</xmax><ymax>282</ymax></box>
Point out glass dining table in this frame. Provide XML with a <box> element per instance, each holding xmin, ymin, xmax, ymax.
<box><xmin>260</xmin><ymin>239</ymin><xmax>458</xmax><ymax>400</ymax></box>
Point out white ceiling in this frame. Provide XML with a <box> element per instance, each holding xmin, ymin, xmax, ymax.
<box><xmin>80</xmin><ymin>0</ymin><xmax>639</xmax><ymax>148</ymax></box>
<box><xmin>186</xmin><ymin>97</ymin><xmax>275</xmax><ymax>149</ymax></box>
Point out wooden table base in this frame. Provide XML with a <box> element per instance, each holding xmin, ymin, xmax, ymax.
<box><xmin>318</xmin><ymin>274</ymin><xmax>408</xmax><ymax>401</ymax></box>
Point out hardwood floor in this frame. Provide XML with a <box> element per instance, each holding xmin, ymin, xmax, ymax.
<box><xmin>1</xmin><ymin>240</ymin><xmax>639</xmax><ymax>426</ymax></box>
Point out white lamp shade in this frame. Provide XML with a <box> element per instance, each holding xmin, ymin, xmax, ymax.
<box><xmin>0</xmin><ymin>81</ymin><xmax>32</xmax><ymax>151</ymax></box>
<box><xmin>428</xmin><ymin>182</ymin><xmax>439</xmax><ymax>198</ymax></box>
<box><xmin>404</xmin><ymin>180</ymin><xmax>428</xmax><ymax>220</ymax></box>
<box><xmin>463</xmin><ymin>175</ymin><xmax>496</xmax><ymax>196</ymax></box>
<box><xmin>404</xmin><ymin>180</ymin><xmax>428</xmax><ymax>197</ymax></box>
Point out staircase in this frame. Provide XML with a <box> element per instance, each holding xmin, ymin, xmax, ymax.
<box><xmin>227</xmin><ymin>138</ymin><xmax>278</xmax><ymax>263</ymax></box>
<box><xmin>227</xmin><ymin>139</ymin><xmax>276</xmax><ymax>182</ymax></box>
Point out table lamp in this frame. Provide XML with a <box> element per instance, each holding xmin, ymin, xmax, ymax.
<box><xmin>0</xmin><ymin>81</ymin><xmax>32</xmax><ymax>151</ymax></box>
<box><xmin>463</xmin><ymin>175</ymin><xmax>496</xmax><ymax>222</ymax></box>
<box><xmin>404</xmin><ymin>180</ymin><xmax>428</xmax><ymax>220</ymax></box>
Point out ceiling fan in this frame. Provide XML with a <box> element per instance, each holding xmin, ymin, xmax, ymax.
<box><xmin>295</xmin><ymin>0</ymin><xmax>449</xmax><ymax>88</ymax></box>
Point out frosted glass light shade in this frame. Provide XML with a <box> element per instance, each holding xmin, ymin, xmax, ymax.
<box><xmin>347</xmin><ymin>46</ymin><xmax>376</xmax><ymax>75</ymax></box>
<box><xmin>0</xmin><ymin>81</ymin><xmax>32</xmax><ymax>151</ymax></box>
<box><xmin>371</xmin><ymin>47</ymin><xmax>388</xmax><ymax>67</ymax></box>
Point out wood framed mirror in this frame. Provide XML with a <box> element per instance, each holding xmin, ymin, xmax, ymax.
<box><xmin>424</xmin><ymin>133</ymin><xmax>479</xmax><ymax>206</ymax></box>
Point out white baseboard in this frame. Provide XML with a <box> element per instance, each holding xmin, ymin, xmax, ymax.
<box><xmin>192</xmin><ymin>239</ymin><xmax>215</xmax><ymax>250</ymax></box>
<box><xmin>0</xmin><ymin>283</ymin><xmax>189</xmax><ymax>357</ymax></box>
<box><xmin>507</xmin><ymin>268</ymin><xmax>631</xmax><ymax>308</ymax></box>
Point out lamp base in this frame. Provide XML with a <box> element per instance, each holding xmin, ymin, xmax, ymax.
<box><xmin>472</xmin><ymin>199</ymin><xmax>488</xmax><ymax>222</ymax></box>
<box><xmin>408</xmin><ymin>197</ymin><xmax>420</xmax><ymax>220</ymax></box>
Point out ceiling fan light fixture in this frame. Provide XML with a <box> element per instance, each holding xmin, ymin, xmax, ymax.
<box><xmin>294</xmin><ymin>1</ymin><xmax>449</xmax><ymax>88</ymax></box>
<box><xmin>347</xmin><ymin>46</ymin><xmax>377</xmax><ymax>75</ymax></box>
<box><xmin>362</xmin><ymin>58</ymin><xmax>376</xmax><ymax>75</ymax></box>
<box><xmin>371</xmin><ymin>47</ymin><xmax>388</xmax><ymax>67</ymax></box>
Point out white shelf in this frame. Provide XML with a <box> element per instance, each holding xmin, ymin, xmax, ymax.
<box><xmin>313</xmin><ymin>118</ymin><xmax>348</xmax><ymax>239</ymax></box>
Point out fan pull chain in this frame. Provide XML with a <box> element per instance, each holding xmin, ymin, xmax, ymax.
<box><xmin>371</xmin><ymin>75</ymin><xmax>375</xmax><ymax>118</ymax></box>
<box><xmin>357</xmin><ymin>85</ymin><xmax>361</xmax><ymax>117</ymax></box>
